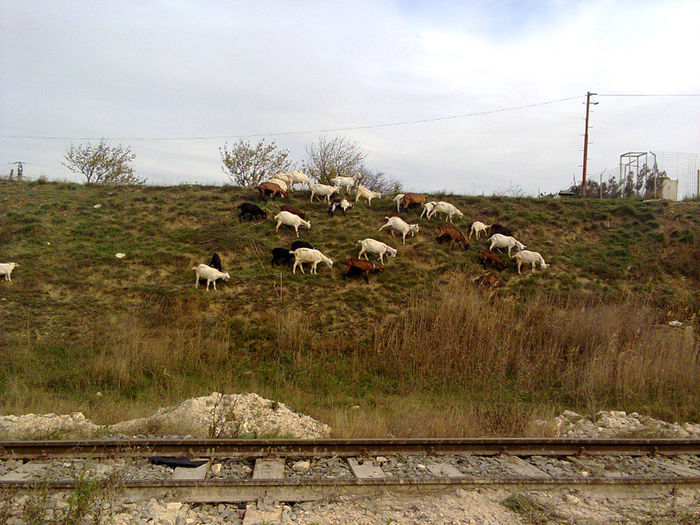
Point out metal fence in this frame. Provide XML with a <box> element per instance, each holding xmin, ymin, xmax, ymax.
<box><xmin>657</xmin><ymin>151</ymin><xmax>699</xmax><ymax>200</ymax></box>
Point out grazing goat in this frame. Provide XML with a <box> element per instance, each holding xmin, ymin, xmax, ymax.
<box><xmin>310</xmin><ymin>183</ymin><xmax>340</xmax><ymax>203</ymax></box>
<box><xmin>330</xmin><ymin>175</ymin><xmax>358</xmax><ymax>193</ymax></box>
<box><xmin>271</xmin><ymin>247</ymin><xmax>295</xmax><ymax>266</ymax></box>
<box><xmin>256</xmin><ymin>181</ymin><xmax>287</xmax><ymax>201</ymax></box>
<box><xmin>192</xmin><ymin>264</ymin><xmax>230</xmax><ymax>291</ymax></box>
<box><xmin>0</xmin><ymin>262</ymin><xmax>18</xmax><ymax>282</ymax></box>
<box><xmin>400</xmin><ymin>193</ymin><xmax>427</xmax><ymax>210</ymax></box>
<box><xmin>479</xmin><ymin>248</ymin><xmax>507</xmax><ymax>270</ymax></box>
<box><xmin>357</xmin><ymin>238</ymin><xmax>397</xmax><ymax>264</ymax></box>
<box><xmin>291</xmin><ymin>248</ymin><xmax>333</xmax><ymax>274</ymax></box>
<box><xmin>490</xmin><ymin>223</ymin><xmax>513</xmax><ymax>237</ymax></box>
<box><xmin>393</xmin><ymin>194</ymin><xmax>405</xmax><ymax>213</ymax></box>
<box><xmin>474</xmin><ymin>273</ymin><xmax>502</xmax><ymax>289</ymax></box>
<box><xmin>271</xmin><ymin>172</ymin><xmax>292</xmax><ymax>185</ymax></box>
<box><xmin>268</xmin><ymin>178</ymin><xmax>288</xmax><ymax>192</ymax></box>
<box><xmin>274</xmin><ymin>211</ymin><xmax>311</xmax><ymax>237</ymax></box>
<box><xmin>328</xmin><ymin>197</ymin><xmax>353</xmax><ymax>216</ymax></box>
<box><xmin>469</xmin><ymin>221</ymin><xmax>490</xmax><ymax>240</ymax></box>
<box><xmin>488</xmin><ymin>233</ymin><xmax>526</xmax><ymax>257</ymax></box>
<box><xmin>291</xmin><ymin>240</ymin><xmax>313</xmax><ymax>250</ymax></box>
<box><xmin>209</xmin><ymin>253</ymin><xmax>223</xmax><ymax>272</ymax></box>
<box><xmin>514</xmin><ymin>250</ymin><xmax>549</xmax><ymax>274</ymax></box>
<box><xmin>238</xmin><ymin>202</ymin><xmax>267</xmax><ymax>222</ymax></box>
<box><xmin>379</xmin><ymin>216</ymin><xmax>419</xmax><ymax>245</ymax></box>
<box><xmin>355</xmin><ymin>185</ymin><xmax>381</xmax><ymax>206</ymax></box>
<box><xmin>287</xmin><ymin>170</ymin><xmax>310</xmax><ymax>190</ymax></box>
<box><xmin>420</xmin><ymin>201</ymin><xmax>437</xmax><ymax>219</ymax></box>
<box><xmin>280</xmin><ymin>204</ymin><xmax>306</xmax><ymax>219</ymax></box>
<box><xmin>436</xmin><ymin>224</ymin><xmax>469</xmax><ymax>250</ymax></box>
<box><xmin>343</xmin><ymin>258</ymin><xmax>383</xmax><ymax>283</ymax></box>
<box><xmin>428</xmin><ymin>201</ymin><xmax>464</xmax><ymax>223</ymax></box>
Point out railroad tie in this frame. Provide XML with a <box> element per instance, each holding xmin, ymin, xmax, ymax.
<box><xmin>501</xmin><ymin>456</ymin><xmax>551</xmax><ymax>479</ymax></box>
<box><xmin>347</xmin><ymin>457</ymin><xmax>385</xmax><ymax>479</ymax></box>
<box><xmin>427</xmin><ymin>463</ymin><xmax>464</xmax><ymax>478</ymax></box>
<box><xmin>0</xmin><ymin>462</ymin><xmax>50</xmax><ymax>481</ymax></box>
<box><xmin>252</xmin><ymin>458</ymin><xmax>285</xmax><ymax>480</ymax></box>
<box><xmin>172</xmin><ymin>460</ymin><xmax>210</xmax><ymax>481</ymax></box>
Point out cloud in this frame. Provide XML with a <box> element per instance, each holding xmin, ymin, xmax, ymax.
<box><xmin>1</xmin><ymin>1</ymin><xmax>698</xmax><ymax>194</ymax></box>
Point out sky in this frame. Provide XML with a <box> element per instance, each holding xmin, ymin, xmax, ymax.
<box><xmin>1</xmin><ymin>0</ymin><xmax>699</xmax><ymax>196</ymax></box>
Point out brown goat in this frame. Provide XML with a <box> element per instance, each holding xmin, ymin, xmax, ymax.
<box><xmin>474</xmin><ymin>273</ymin><xmax>502</xmax><ymax>289</ymax></box>
<box><xmin>342</xmin><ymin>257</ymin><xmax>383</xmax><ymax>283</ymax></box>
<box><xmin>436</xmin><ymin>224</ymin><xmax>469</xmax><ymax>250</ymax></box>
<box><xmin>479</xmin><ymin>248</ymin><xmax>507</xmax><ymax>270</ymax></box>
<box><xmin>256</xmin><ymin>181</ymin><xmax>287</xmax><ymax>201</ymax></box>
<box><xmin>401</xmin><ymin>192</ymin><xmax>427</xmax><ymax>210</ymax></box>
<box><xmin>280</xmin><ymin>204</ymin><xmax>305</xmax><ymax>219</ymax></box>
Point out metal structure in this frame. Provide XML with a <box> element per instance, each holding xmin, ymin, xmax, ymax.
<box><xmin>619</xmin><ymin>151</ymin><xmax>657</xmax><ymax>196</ymax></box>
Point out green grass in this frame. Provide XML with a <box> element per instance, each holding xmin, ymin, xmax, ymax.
<box><xmin>0</xmin><ymin>179</ymin><xmax>698</xmax><ymax>436</ymax></box>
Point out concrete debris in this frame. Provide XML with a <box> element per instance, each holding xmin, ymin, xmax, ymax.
<box><xmin>533</xmin><ymin>410</ymin><xmax>700</xmax><ymax>438</ymax></box>
<box><xmin>0</xmin><ymin>392</ymin><xmax>331</xmax><ymax>440</ymax></box>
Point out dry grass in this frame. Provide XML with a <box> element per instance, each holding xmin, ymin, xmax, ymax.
<box><xmin>0</xmin><ymin>180</ymin><xmax>698</xmax><ymax>435</ymax></box>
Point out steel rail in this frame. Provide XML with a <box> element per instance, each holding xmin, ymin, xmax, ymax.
<box><xmin>2</xmin><ymin>476</ymin><xmax>699</xmax><ymax>503</ymax></box>
<box><xmin>2</xmin><ymin>438</ymin><xmax>700</xmax><ymax>459</ymax></box>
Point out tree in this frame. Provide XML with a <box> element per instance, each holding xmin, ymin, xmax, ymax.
<box><xmin>303</xmin><ymin>136</ymin><xmax>368</xmax><ymax>185</ymax></box>
<box><xmin>357</xmin><ymin>166</ymin><xmax>402</xmax><ymax>193</ymax></box>
<box><xmin>220</xmin><ymin>139</ymin><xmax>293</xmax><ymax>187</ymax></box>
<box><xmin>63</xmin><ymin>140</ymin><xmax>144</xmax><ymax>185</ymax></box>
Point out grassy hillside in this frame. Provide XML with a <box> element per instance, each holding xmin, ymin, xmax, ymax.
<box><xmin>1</xmin><ymin>179</ymin><xmax>698</xmax><ymax>436</ymax></box>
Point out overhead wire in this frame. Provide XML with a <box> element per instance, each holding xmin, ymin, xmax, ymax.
<box><xmin>0</xmin><ymin>95</ymin><xmax>584</xmax><ymax>142</ymax></box>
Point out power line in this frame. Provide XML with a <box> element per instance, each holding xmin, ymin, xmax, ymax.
<box><xmin>597</xmin><ymin>93</ymin><xmax>700</xmax><ymax>97</ymax></box>
<box><xmin>0</xmin><ymin>95</ymin><xmax>583</xmax><ymax>142</ymax></box>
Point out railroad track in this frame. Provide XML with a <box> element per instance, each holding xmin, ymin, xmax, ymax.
<box><xmin>1</xmin><ymin>438</ymin><xmax>699</xmax><ymax>503</ymax></box>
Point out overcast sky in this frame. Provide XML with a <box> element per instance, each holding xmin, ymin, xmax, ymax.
<box><xmin>1</xmin><ymin>1</ymin><xmax>698</xmax><ymax>196</ymax></box>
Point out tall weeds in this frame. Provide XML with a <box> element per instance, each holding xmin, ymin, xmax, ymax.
<box><xmin>371</xmin><ymin>277</ymin><xmax>698</xmax><ymax>413</ymax></box>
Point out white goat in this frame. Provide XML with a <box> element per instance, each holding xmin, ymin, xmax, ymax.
<box><xmin>288</xmin><ymin>170</ymin><xmax>311</xmax><ymax>190</ymax></box>
<box><xmin>357</xmin><ymin>238</ymin><xmax>397</xmax><ymax>264</ymax></box>
<box><xmin>514</xmin><ymin>250</ymin><xmax>549</xmax><ymax>274</ymax></box>
<box><xmin>291</xmin><ymin>248</ymin><xmax>333</xmax><ymax>274</ymax></box>
<box><xmin>428</xmin><ymin>201</ymin><xmax>464</xmax><ymax>223</ymax></box>
<box><xmin>0</xmin><ymin>262</ymin><xmax>19</xmax><ymax>282</ymax></box>
<box><xmin>378</xmin><ymin>216</ymin><xmax>420</xmax><ymax>245</ymax></box>
<box><xmin>274</xmin><ymin>211</ymin><xmax>311</xmax><ymax>237</ymax></box>
<box><xmin>469</xmin><ymin>221</ymin><xmax>490</xmax><ymax>240</ymax></box>
<box><xmin>271</xmin><ymin>172</ymin><xmax>292</xmax><ymax>185</ymax></box>
<box><xmin>330</xmin><ymin>175</ymin><xmax>358</xmax><ymax>193</ymax></box>
<box><xmin>420</xmin><ymin>201</ymin><xmax>437</xmax><ymax>219</ymax></box>
<box><xmin>355</xmin><ymin>185</ymin><xmax>382</xmax><ymax>206</ymax></box>
<box><xmin>268</xmin><ymin>178</ymin><xmax>288</xmax><ymax>192</ymax></box>
<box><xmin>192</xmin><ymin>264</ymin><xmax>230</xmax><ymax>291</ymax></box>
<box><xmin>310</xmin><ymin>183</ymin><xmax>340</xmax><ymax>203</ymax></box>
<box><xmin>488</xmin><ymin>233</ymin><xmax>526</xmax><ymax>257</ymax></box>
<box><xmin>393</xmin><ymin>194</ymin><xmax>406</xmax><ymax>213</ymax></box>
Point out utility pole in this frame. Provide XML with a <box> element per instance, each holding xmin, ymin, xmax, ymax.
<box><xmin>581</xmin><ymin>91</ymin><xmax>597</xmax><ymax>197</ymax></box>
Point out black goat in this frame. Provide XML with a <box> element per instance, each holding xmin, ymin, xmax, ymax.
<box><xmin>209</xmin><ymin>253</ymin><xmax>223</xmax><ymax>272</ymax></box>
<box><xmin>290</xmin><ymin>240</ymin><xmax>313</xmax><ymax>251</ymax></box>
<box><xmin>271</xmin><ymin>247</ymin><xmax>295</xmax><ymax>266</ymax></box>
<box><xmin>238</xmin><ymin>202</ymin><xmax>267</xmax><ymax>222</ymax></box>
<box><xmin>489</xmin><ymin>223</ymin><xmax>513</xmax><ymax>237</ymax></box>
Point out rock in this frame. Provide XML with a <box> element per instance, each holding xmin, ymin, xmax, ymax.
<box><xmin>211</xmin><ymin>463</ymin><xmax>222</xmax><ymax>474</ymax></box>
<box><xmin>292</xmin><ymin>460</ymin><xmax>311</xmax><ymax>471</ymax></box>
<box><xmin>562</xmin><ymin>410</ymin><xmax>582</xmax><ymax>422</ymax></box>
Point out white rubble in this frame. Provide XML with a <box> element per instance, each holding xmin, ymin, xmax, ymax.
<box><xmin>531</xmin><ymin>410</ymin><xmax>700</xmax><ymax>438</ymax></box>
<box><xmin>0</xmin><ymin>392</ymin><xmax>331</xmax><ymax>440</ymax></box>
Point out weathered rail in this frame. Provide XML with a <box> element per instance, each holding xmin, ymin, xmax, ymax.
<box><xmin>2</xmin><ymin>437</ymin><xmax>700</xmax><ymax>459</ymax></box>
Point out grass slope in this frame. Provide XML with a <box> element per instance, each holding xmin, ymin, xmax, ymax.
<box><xmin>1</xmin><ymin>179</ymin><xmax>698</xmax><ymax>436</ymax></box>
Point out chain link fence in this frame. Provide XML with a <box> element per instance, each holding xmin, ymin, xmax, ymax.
<box><xmin>657</xmin><ymin>151</ymin><xmax>699</xmax><ymax>200</ymax></box>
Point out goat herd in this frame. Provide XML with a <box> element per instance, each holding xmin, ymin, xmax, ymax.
<box><xmin>186</xmin><ymin>173</ymin><xmax>550</xmax><ymax>291</ymax></box>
